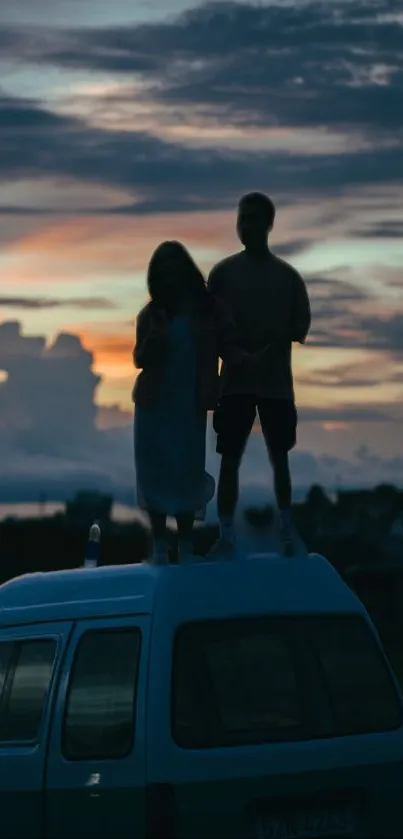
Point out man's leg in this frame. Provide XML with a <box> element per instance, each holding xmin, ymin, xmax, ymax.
<box><xmin>212</xmin><ymin>395</ymin><xmax>256</xmax><ymax>552</ymax></box>
<box><xmin>258</xmin><ymin>399</ymin><xmax>297</xmax><ymax>555</ymax></box>
<box><xmin>269</xmin><ymin>449</ymin><xmax>292</xmax><ymax>509</ymax></box>
<box><xmin>269</xmin><ymin>450</ymin><xmax>293</xmax><ymax>552</ymax></box>
<box><xmin>217</xmin><ymin>453</ymin><xmax>242</xmax><ymax>544</ymax></box>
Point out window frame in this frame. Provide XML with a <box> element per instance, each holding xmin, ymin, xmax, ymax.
<box><xmin>62</xmin><ymin>627</ymin><xmax>142</xmax><ymax>762</ymax></box>
<box><xmin>0</xmin><ymin>641</ymin><xmax>14</xmax><ymax>710</ymax></box>
<box><xmin>171</xmin><ymin>614</ymin><xmax>403</xmax><ymax>750</ymax></box>
<box><xmin>0</xmin><ymin>637</ymin><xmax>58</xmax><ymax>745</ymax></box>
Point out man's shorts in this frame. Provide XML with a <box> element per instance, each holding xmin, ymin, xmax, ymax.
<box><xmin>213</xmin><ymin>394</ymin><xmax>297</xmax><ymax>458</ymax></box>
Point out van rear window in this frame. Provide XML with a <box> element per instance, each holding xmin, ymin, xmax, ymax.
<box><xmin>308</xmin><ymin>618</ymin><xmax>401</xmax><ymax>735</ymax></box>
<box><xmin>172</xmin><ymin>616</ymin><xmax>402</xmax><ymax>749</ymax></box>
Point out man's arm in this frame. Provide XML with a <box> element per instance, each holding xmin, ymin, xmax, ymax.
<box><xmin>291</xmin><ymin>272</ymin><xmax>311</xmax><ymax>344</ymax></box>
<box><xmin>133</xmin><ymin>305</ymin><xmax>166</xmax><ymax>369</ymax></box>
<box><xmin>251</xmin><ymin>273</ymin><xmax>311</xmax><ymax>368</ymax></box>
<box><xmin>215</xmin><ymin>299</ymin><xmax>251</xmax><ymax>368</ymax></box>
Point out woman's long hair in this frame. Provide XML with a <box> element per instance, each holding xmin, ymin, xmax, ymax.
<box><xmin>147</xmin><ymin>240</ymin><xmax>214</xmax><ymax>315</ymax></box>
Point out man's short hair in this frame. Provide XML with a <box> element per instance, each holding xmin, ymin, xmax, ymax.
<box><xmin>238</xmin><ymin>192</ymin><xmax>276</xmax><ymax>227</ymax></box>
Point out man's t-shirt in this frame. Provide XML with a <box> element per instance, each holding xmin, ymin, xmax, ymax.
<box><xmin>207</xmin><ymin>248</ymin><xmax>311</xmax><ymax>401</ymax></box>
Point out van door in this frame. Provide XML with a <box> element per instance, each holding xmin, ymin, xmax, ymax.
<box><xmin>44</xmin><ymin>616</ymin><xmax>150</xmax><ymax>839</ymax></box>
<box><xmin>0</xmin><ymin>621</ymin><xmax>73</xmax><ymax>839</ymax></box>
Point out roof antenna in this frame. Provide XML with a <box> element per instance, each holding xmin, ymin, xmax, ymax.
<box><xmin>84</xmin><ymin>522</ymin><xmax>101</xmax><ymax>568</ymax></box>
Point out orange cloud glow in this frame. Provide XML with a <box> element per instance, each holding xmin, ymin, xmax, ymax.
<box><xmin>2</xmin><ymin>210</ymin><xmax>241</xmax><ymax>289</ymax></box>
<box><xmin>71</xmin><ymin>320</ymin><xmax>136</xmax><ymax>409</ymax></box>
<box><xmin>76</xmin><ymin>321</ymin><xmax>134</xmax><ymax>367</ymax></box>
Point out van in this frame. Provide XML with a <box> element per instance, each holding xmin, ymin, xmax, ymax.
<box><xmin>0</xmin><ymin>551</ymin><xmax>402</xmax><ymax>838</ymax></box>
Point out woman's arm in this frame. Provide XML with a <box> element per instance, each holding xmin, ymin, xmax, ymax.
<box><xmin>133</xmin><ymin>305</ymin><xmax>166</xmax><ymax>369</ymax></box>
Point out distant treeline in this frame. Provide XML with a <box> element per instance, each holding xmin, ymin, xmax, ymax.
<box><xmin>0</xmin><ymin>514</ymin><xmax>219</xmax><ymax>586</ymax></box>
<box><xmin>0</xmin><ymin>498</ymin><xmax>401</xmax><ymax>652</ymax></box>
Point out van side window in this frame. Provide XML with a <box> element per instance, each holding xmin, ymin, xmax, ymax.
<box><xmin>63</xmin><ymin>629</ymin><xmax>141</xmax><ymax>761</ymax></box>
<box><xmin>0</xmin><ymin>640</ymin><xmax>56</xmax><ymax>742</ymax></box>
<box><xmin>173</xmin><ymin>618</ymin><xmax>302</xmax><ymax>748</ymax></box>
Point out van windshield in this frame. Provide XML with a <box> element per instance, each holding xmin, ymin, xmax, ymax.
<box><xmin>172</xmin><ymin>615</ymin><xmax>402</xmax><ymax>749</ymax></box>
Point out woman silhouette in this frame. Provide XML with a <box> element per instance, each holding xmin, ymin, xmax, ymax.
<box><xmin>133</xmin><ymin>240</ymin><xmax>250</xmax><ymax>562</ymax></box>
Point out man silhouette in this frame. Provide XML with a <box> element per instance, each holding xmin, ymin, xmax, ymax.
<box><xmin>207</xmin><ymin>192</ymin><xmax>311</xmax><ymax>555</ymax></box>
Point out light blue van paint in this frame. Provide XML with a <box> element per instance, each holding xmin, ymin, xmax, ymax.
<box><xmin>0</xmin><ymin>552</ymin><xmax>402</xmax><ymax>838</ymax></box>
<box><xmin>0</xmin><ymin>563</ymin><xmax>158</xmax><ymax>626</ymax></box>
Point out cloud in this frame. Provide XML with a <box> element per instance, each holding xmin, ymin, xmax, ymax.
<box><xmin>146</xmin><ymin>1</ymin><xmax>403</xmax><ymax>137</ymax></box>
<box><xmin>308</xmin><ymin>274</ymin><xmax>367</xmax><ymax>296</ymax></box>
<box><xmin>0</xmin><ymin>320</ymin><xmax>136</xmax><ymax>500</ymax></box>
<box><xmin>303</xmin><ymin>273</ymin><xmax>403</xmax><ymax>352</ymax></box>
<box><xmin>3</xmin><ymin>0</ymin><xmax>402</xmax><ymax>136</ymax></box>
<box><xmin>297</xmin><ymin>358</ymin><xmax>392</xmax><ymax>390</ymax></box>
<box><xmin>77</xmin><ymin>325</ymin><xmax>135</xmax><ymax>389</ymax></box>
<box><xmin>0</xmin><ymin>94</ymin><xmax>265</xmax><ymax>213</ymax></box>
<box><xmin>97</xmin><ymin>403</ymin><xmax>132</xmax><ymax>430</ymax></box>
<box><xmin>273</xmin><ymin>240</ymin><xmax>314</xmax><ymax>259</ymax></box>
<box><xmin>209</xmin><ymin>418</ymin><xmax>403</xmax><ymax>508</ymax></box>
<box><xmin>0</xmin><ymin>0</ymin><xmax>144</xmax><ymax>28</ymax></box>
<box><xmin>309</xmin><ymin>314</ymin><xmax>403</xmax><ymax>351</ymax></box>
<box><xmin>356</xmin><ymin>313</ymin><xmax>403</xmax><ymax>353</ymax></box>
<box><xmin>1</xmin><ymin>320</ymin><xmax>403</xmax><ymax>502</ymax></box>
<box><xmin>307</xmin><ymin>274</ymin><xmax>369</xmax><ymax>309</ymax></box>
<box><xmin>353</xmin><ymin>443</ymin><xmax>403</xmax><ymax>477</ymax></box>
<box><xmin>1</xmin><ymin>2</ymin><xmax>403</xmax><ymax>219</ymax></box>
<box><xmin>297</xmin><ymin>404</ymin><xmax>395</xmax><ymax>422</ymax></box>
<box><xmin>305</xmin><ymin>274</ymin><xmax>372</xmax><ymax>347</ymax></box>
<box><xmin>0</xmin><ymin>321</ymin><xmax>100</xmax><ymax>446</ymax></box>
<box><xmin>352</xmin><ymin>221</ymin><xmax>403</xmax><ymax>238</ymax></box>
<box><xmin>0</xmin><ymin>295</ymin><xmax>116</xmax><ymax>310</ymax></box>
<box><xmin>0</xmin><ymin>92</ymin><xmax>401</xmax><ymax>217</ymax></box>
<box><xmin>0</xmin><ymin>3</ymin><xmax>402</xmax><ymax>499</ymax></box>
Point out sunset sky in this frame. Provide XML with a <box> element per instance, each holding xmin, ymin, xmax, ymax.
<box><xmin>0</xmin><ymin>0</ymin><xmax>403</xmax><ymax>502</ymax></box>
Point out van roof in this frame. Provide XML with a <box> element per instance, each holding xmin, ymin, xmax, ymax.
<box><xmin>0</xmin><ymin>552</ymin><xmax>366</xmax><ymax>628</ymax></box>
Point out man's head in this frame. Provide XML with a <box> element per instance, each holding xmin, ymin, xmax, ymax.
<box><xmin>237</xmin><ymin>192</ymin><xmax>276</xmax><ymax>253</ymax></box>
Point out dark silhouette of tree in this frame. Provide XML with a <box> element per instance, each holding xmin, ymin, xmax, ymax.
<box><xmin>305</xmin><ymin>484</ymin><xmax>332</xmax><ymax>510</ymax></box>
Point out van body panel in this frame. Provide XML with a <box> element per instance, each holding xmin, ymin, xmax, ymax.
<box><xmin>0</xmin><ymin>555</ymin><xmax>365</xmax><ymax>631</ymax></box>
<box><xmin>44</xmin><ymin>615</ymin><xmax>150</xmax><ymax>839</ymax></box>
<box><xmin>0</xmin><ymin>565</ymin><xmax>158</xmax><ymax>628</ymax></box>
<box><xmin>0</xmin><ymin>621</ymin><xmax>74</xmax><ymax>839</ymax></box>
<box><xmin>152</xmin><ymin>554</ymin><xmax>367</xmax><ymax>626</ymax></box>
<box><xmin>0</xmin><ymin>600</ymin><xmax>150</xmax><ymax>628</ymax></box>
<box><xmin>154</xmin><ymin>735</ymin><xmax>403</xmax><ymax>838</ymax></box>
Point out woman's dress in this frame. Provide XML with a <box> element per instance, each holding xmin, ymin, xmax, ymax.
<box><xmin>135</xmin><ymin>313</ymin><xmax>214</xmax><ymax>518</ymax></box>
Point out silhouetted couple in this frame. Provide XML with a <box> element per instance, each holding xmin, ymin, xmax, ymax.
<box><xmin>132</xmin><ymin>192</ymin><xmax>311</xmax><ymax>562</ymax></box>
